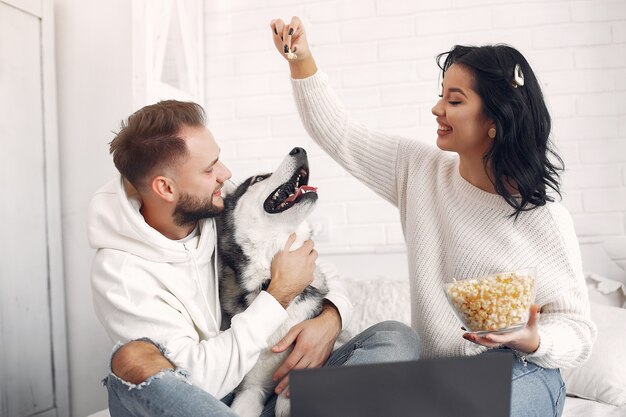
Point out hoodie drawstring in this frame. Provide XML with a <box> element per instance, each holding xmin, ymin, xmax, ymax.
<box><xmin>183</xmin><ymin>243</ymin><xmax>219</xmax><ymax>331</ymax></box>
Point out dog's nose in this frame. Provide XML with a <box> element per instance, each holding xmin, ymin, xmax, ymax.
<box><xmin>289</xmin><ymin>147</ymin><xmax>306</xmax><ymax>156</ymax></box>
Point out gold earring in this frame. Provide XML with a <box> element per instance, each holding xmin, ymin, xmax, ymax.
<box><xmin>488</xmin><ymin>128</ymin><xmax>496</xmax><ymax>139</ymax></box>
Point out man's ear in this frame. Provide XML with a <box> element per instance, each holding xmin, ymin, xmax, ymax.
<box><xmin>151</xmin><ymin>176</ymin><xmax>176</xmax><ymax>202</ymax></box>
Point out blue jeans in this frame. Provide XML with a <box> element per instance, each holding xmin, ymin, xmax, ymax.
<box><xmin>104</xmin><ymin>321</ymin><xmax>420</xmax><ymax>417</ymax></box>
<box><xmin>481</xmin><ymin>348</ymin><xmax>566</xmax><ymax>417</ymax></box>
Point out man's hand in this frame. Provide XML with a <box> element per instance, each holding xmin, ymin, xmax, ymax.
<box><xmin>271</xmin><ymin>302</ymin><xmax>342</xmax><ymax>395</ymax></box>
<box><xmin>462</xmin><ymin>304</ymin><xmax>542</xmax><ymax>354</ymax></box>
<box><xmin>267</xmin><ymin>233</ymin><xmax>317</xmax><ymax>308</ymax></box>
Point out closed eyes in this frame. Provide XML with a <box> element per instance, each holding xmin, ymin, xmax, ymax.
<box><xmin>438</xmin><ymin>95</ymin><xmax>462</xmax><ymax>105</ymax></box>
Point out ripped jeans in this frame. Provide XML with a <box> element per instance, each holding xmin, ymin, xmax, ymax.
<box><xmin>103</xmin><ymin>321</ymin><xmax>420</xmax><ymax>417</ymax></box>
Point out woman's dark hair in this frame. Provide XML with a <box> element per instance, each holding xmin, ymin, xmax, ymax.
<box><xmin>436</xmin><ymin>44</ymin><xmax>563</xmax><ymax>218</ymax></box>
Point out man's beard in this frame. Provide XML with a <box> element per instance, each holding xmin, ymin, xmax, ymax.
<box><xmin>173</xmin><ymin>192</ymin><xmax>223</xmax><ymax>227</ymax></box>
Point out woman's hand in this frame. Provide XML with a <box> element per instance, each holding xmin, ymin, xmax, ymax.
<box><xmin>463</xmin><ymin>304</ymin><xmax>542</xmax><ymax>354</ymax></box>
<box><xmin>270</xmin><ymin>16</ymin><xmax>317</xmax><ymax>79</ymax></box>
<box><xmin>270</xmin><ymin>16</ymin><xmax>310</xmax><ymax>61</ymax></box>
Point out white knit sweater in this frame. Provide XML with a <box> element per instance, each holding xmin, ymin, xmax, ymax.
<box><xmin>292</xmin><ymin>71</ymin><xmax>596</xmax><ymax>369</ymax></box>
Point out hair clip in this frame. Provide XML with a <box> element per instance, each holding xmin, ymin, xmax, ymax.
<box><xmin>512</xmin><ymin>64</ymin><xmax>524</xmax><ymax>88</ymax></box>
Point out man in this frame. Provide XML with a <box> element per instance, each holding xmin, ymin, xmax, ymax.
<box><xmin>89</xmin><ymin>100</ymin><xmax>419</xmax><ymax>417</ymax></box>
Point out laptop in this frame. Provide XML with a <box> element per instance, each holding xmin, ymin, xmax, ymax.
<box><xmin>290</xmin><ymin>352</ymin><xmax>513</xmax><ymax>417</ymax></box>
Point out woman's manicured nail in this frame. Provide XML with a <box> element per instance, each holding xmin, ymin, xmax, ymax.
<box><xmin>274</xmin><ymin>28</ymin><xmax>278</xmax><ymax>35</ymax></box>
<box><xmin>288</xmin><ymin>27</ymin><xmax>294</xmax><ymax>35</ymax></box>
<box><xmin>284</xmin><ymin>45</ymin><xmax>289</xmax><ymax>53</ymax></box>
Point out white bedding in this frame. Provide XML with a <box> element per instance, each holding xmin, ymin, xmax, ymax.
<box><xmin>87</xmin><ymin>244</ymin><xmax>626</xmax><ymax>417</ymax></box>
<box><xmin>88</xmin><ymin>397</ymin><xmax>626</xmax><ymax>417</ymax></box>
<box><xmin>343</xmin><ymin>276</ymin><xmax>626</xmax><ymax>417</ymax></box>
<box><xmin>564</xmin><ymin>396</ymin><xmax>626</xmax><ymax>417</ymax></box>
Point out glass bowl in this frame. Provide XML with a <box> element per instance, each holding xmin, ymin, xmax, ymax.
<box><xmin>444</xmin><ymin>268</ymin><xmax>536</xmax><ymax>335</ymax></box>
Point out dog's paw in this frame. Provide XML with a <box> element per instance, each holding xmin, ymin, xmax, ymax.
<box><xmin>275</xmin><ymin>392</ymin><xmax>291</xmax><ymax>417</ymax></box>
<box><xmin>231</xmin><ymin>391</ymin><xmax>265</xmax><ymax>417</ymax></box>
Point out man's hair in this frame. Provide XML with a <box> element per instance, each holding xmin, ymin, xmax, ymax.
<box><xmin>109</xmin><ymin>100</ymin><xmax>206</xmax><ymax>190</ymax></box>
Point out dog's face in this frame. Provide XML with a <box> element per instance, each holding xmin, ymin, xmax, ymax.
<box><xmin>225</xmin><ymin>147</ymin><xmax>318</xmax><ymax>236</ymax></box>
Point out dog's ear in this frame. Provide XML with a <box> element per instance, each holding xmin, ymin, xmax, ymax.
<box><xmin>222</xmin><ymin>180</ymin><xmax>239</xmax><ymax>197</ymax></box>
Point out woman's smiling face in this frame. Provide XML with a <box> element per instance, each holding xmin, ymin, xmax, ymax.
<box><xmin>431</xmin><ymin>63</ymin><xmax>494</xmax><ymax>159</ymax></box>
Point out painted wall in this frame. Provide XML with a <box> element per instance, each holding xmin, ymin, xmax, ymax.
<box><xmin>54</xmin><ymin>1</ymin><xmax>132</xmax><ymax>415</ymax></box>
<box><xmin>204</xmin><ymin>0</ymin><xmax>626</xmax><ymax>269</ymax></box>
<box><xmin>49</xmin><ymin>1</ymin><xmax>625</xmax><ymax>415</ymax></box>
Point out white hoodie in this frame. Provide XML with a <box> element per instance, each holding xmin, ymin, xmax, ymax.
<box><xmin>89</xmin><ymin>176</ymin><xmax>307</xmax><ymax>398</ymax></box>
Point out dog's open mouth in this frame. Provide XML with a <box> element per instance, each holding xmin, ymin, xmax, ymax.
<box><xmin>263</xmin><ymin>166</ymin><xmax>318</xmax><ymax>214</ymax></box>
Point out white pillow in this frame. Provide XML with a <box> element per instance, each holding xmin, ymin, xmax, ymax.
<box><xmin>561</xmin><ymin>303</ymin><xmax>626</xmax><ymax>406</ymax></box>
<box><xmin>342</xmin><ymin>277</ymin><xmax>411</xmax><ymax>338</ymax></box>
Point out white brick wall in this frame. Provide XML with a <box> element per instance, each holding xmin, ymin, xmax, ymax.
<box><xmin>205</xmin><ymin>0</ymin><xmax>626</xmax><ymax>267</ymax></box>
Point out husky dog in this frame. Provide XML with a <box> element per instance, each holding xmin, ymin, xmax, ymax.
<box><xmin>216</xmin><ymin>147</ymin><xmax>331</xmax><ymax>417</ymax></box>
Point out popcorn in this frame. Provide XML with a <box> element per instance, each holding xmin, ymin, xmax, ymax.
<box><xmin>286</xmin><ymin>51</ymin><xmax>297</xmax><ymax>60</ymax></box>
<box><xmin>445</xmin><ymin>271</ymin><xmax>535</xmax><ymax>334</ymax></box>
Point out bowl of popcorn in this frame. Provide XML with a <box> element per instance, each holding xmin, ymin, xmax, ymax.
<box><xmin>444</xmin><ymin>268</ymin><xmax>536</xmax><ymax>335</ymax></box>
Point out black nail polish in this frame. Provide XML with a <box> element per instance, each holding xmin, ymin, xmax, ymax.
<box><xmin>292</xmin><ymin>46</ymin><xmax>297</xmax><ymax>53</ymax></box>
<box><xmin>284</xmin><ymin>45</ymin><xmax>289</xmax><ymax>53</ymax></box>
<box><xmin>274</xmin><ymin>27</ymin><xmax>278</xmax><ymax>35</ymax></box>
<box><xmin>288</xmin><ymin>28</ymin><xmax>294</xmax><ymax>35</ymax></box>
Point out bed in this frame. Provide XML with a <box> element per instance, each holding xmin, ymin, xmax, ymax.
<box><xmin>87</xmin><ymin>243</ymin><xmax>626</xmax><ymax>417</ymax></box>
<box><xmin>339</xmin><ymin>242</ymin><xmax>626</xmax><ymax>416</ymax></box>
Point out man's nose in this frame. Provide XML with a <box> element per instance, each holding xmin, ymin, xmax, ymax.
<box><xmin>217</xmin><ymin>162</ymin><xmax>232</xmax><ymax>183</ymax></box>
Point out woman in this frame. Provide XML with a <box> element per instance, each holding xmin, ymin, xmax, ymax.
<box><xmin>271</xmin><ymin>16</ymin><xmax>596</xmax><ymax>417</ymax></box>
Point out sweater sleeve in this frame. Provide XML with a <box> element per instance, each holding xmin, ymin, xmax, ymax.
<box><xmin>291</xmin><ymin>72</ymin><xmax>403</xmax><ymax>206</ymax></box>
<box><xmin>91</xmin><ymin>249</ymin><xmax>288</xmax><ymax>399</ymax></box>
<box><xmin>318</xmin><ymin>260</ymin><xmax>353</xmax><ymax>331</ymax></box>
<box><xmin>524</xmin><ymin>205</ymin><xmax>597</xmax><ymax>369</ymax></box>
